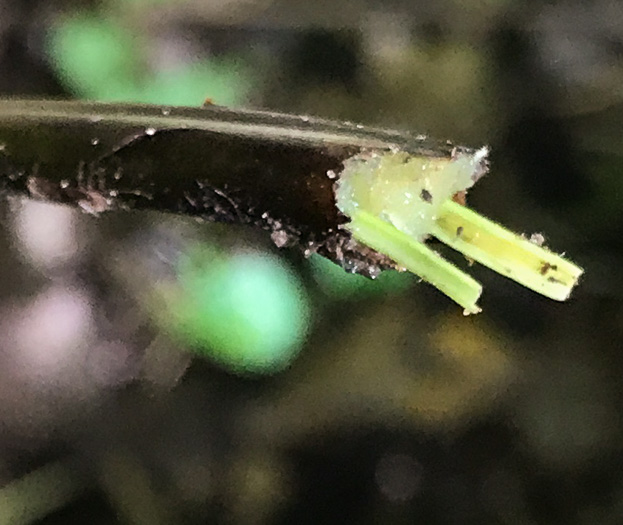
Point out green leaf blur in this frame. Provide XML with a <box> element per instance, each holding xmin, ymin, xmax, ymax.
<box><xmin>159</xmin><ymin>245</ymin><xmax>310</xmax><ymax>374</ymax></box>
<box><xmin>48</xmin><ymin>12</ymin><xmax>254</xmax><ymax>105</ymax></box>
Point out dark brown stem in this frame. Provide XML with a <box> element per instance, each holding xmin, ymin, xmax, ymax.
<box><xmin>0</xmin><ymin>99</ymin><xmax>461</xmax><ymax>276</ymax></box>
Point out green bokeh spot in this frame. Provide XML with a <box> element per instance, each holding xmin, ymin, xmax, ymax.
<box><xmin>165</xmin><ymin>247</ymin><xmax>310</xmax><ymax>374</ymax></box>
<box><xmin>309</xmin><ymin>253</ymin><xmax>415</xmax><ymax>299</ymax></box>
<box><xmin>48</xmin><ymin>12</ymin><xmax>254</xmax><ymax>105</ymax></box>
<box><xmin>48</xmin><ymin>14</ymin><xmax>142</xmax><ymax>100</ymax></box>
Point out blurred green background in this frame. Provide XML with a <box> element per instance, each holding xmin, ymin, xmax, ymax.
<box><xmin>0</xmin><ymin>0</ymin><xmax>623</xmax><ymax>523</ymax></box>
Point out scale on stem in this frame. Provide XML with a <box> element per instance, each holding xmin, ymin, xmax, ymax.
<box><xmin>335</xmin><ymin>147</ymin><xmax>583</xmax><ymax>314</ymax></box>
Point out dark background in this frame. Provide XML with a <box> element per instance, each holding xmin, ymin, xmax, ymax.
<box><xmin>0</xmin><ymin>0</ymin><xmax>622</xmax><ymax>523</ymax></box>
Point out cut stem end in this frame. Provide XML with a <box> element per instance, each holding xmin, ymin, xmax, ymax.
<box><xmin>346</xmin><ymin>210</ymin><xmax>482</xmax><ymax>314</ymax></box>
<box><xmin>432</xmin><ymin>200</ymin><xmax>583</xmax><ymax>302</ymax></box>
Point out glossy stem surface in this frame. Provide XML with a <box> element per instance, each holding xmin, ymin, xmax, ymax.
<box><xmin>0</xmin><ymin>99</ymin><xmax>460</xmax><ymax>276</ymax></box>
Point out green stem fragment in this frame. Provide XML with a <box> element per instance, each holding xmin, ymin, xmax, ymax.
<box><xmin>431</xmin><ymin>200</ymin><xmax>583</xmax><ymax>301</ymax></box>
<box><xmin>335</xmin><ymin>146</ymin><xmax>582</xmax><ymax>311</ymax></box>
<box><xmin>347</xmin><ymin>209</ymin><xmax>483</xmax><ymax>314</ymax></box>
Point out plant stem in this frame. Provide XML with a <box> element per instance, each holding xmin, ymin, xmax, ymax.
<box><xmin>0</xmin><ymin>98</ymin><xmax>460</xmax><ymax>278</ymax></box>
<box><xmin>348</xmin><ymin>209</ymin><xmax>482</xmax><ymax>313</ymax></box>
<box><xmin>0</xmin><ymin>99</ymin><xmax>583</xmax><ymax>308</ymax></box>
<box><xmin>432</xmin><ymin>200</ymin><xmax>583</xmax><ymax>301</ymax></box>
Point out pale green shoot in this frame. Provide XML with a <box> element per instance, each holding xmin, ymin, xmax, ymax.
<box><xmin>432</xmin><ymin>200</ymin><xmax>583</xmax><ymax>302</ymax></box>
<box><xmin>335</xmin><ymin>147</ymin><xmax>583</xmax><ymax>312</ymax></box>
<box><xmin>347</xmin><ymin>209</ymin><xmax>483</xmax><ymax>314</ymax></box>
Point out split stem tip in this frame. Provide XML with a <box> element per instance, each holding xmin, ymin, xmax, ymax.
<box><xmin>431</xmin><ymin>200</ymin><xmax>583</xmax><ymax>302</ymax></box>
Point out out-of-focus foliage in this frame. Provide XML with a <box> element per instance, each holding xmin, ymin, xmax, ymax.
<box><xmin>48</xmin><ymin>11</ymin><xmax>256</xmax><ymax>105</ymax></box>
<box><xmin>0</xmin><ymin>0</ymin><xmax>622</xmax><ymax>524</ymax></box>
<box><xmin>309</xmin><ymin>253</ymin><xmax>415</xmax><ymax>300</ymax></box>
<box><xmin>157</xmin><ymin>245</ymin><xmax>310</xmax><ymax>374</ymax></box>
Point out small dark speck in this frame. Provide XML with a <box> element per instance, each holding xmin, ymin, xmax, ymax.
<box><xmin>547</xmin><ymin>276</ymin><xmax>563</xmax><ymax>284</ymax></box>
<box><xmin>420</xmin><ymin>189</ymin><xmax>433</xmax><ymax>203</ymax></box>
<box><xmin>456</xmin><ymin>226</ymin><xmax>464</xmax><ymax>237</ymax></box>
<box><xmin>540</xmin><ymin>262</ymin><xmax>558</xmax><ymax>275</ymax></box>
